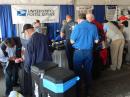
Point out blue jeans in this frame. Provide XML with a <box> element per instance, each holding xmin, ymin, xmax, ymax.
<box><xmin>73</xmin><ymin>49</ymin><xmax>93</xmax><ymax>96</ymax></box>
<box><xmin>3</xmin><ymin>62</ymin><xmax>19</xmax><ymax>96</ymax></box>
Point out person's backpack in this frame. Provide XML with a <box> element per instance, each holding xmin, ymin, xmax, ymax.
<box><xmin>13</xmin><ymin>37</ymin><xmax>22</xmax><ymax>58</ymax></box>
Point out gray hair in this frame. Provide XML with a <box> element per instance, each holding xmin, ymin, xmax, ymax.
<box><xmin>86</xmin><ymin>13</ymin><xmax>95</xmax><ymax>22</ymax></box>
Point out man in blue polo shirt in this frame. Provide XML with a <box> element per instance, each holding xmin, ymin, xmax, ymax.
<box><xmin>70</xmin><ymin>13</ymin><xmax>99</xmax><ymax>97</ymax></box>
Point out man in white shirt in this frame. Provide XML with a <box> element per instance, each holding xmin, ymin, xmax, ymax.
<box><xmin>104</xmin><ymin>21</ymin><xmax>125</xmax><ymax>70</ymax></box>
<box><xmin>0</xmin><ymin>38</ymin><xmax>21</xmax><ymax>97</ymax></box>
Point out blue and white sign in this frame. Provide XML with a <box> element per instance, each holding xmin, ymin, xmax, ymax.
<box><xmin>17</xmin><ymin>10</ymin><xmax>27</xmax><ymax>16</ymax></box>
<box><xmin>11</xmin><ymin>5</ymin><xmax>59</xmax><ymax>24</ymax></box>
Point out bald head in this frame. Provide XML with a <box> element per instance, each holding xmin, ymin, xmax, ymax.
<box><xmin>86</xmin><ymin>13</ymin><xmax>95</xmax><ymax>22</ymax></box>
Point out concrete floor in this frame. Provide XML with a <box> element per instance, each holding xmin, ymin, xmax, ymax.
<box><xmin>92</xmin><ymin>64</ymin><xmax>130</xmax><ymax>97</ymax></box>
<box><xmin>0</xmin><ymin>64</ymin><xmax>130</xmax><ymax>97</ymax></box>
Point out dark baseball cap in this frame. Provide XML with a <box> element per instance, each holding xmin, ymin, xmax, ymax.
<box><xmin>22</xmin><ymin>24</ymin><xmax>34</xmax><ymax>33</ymax></box>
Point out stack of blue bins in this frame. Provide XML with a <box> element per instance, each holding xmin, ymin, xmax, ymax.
<box><xmin>31</xmin><ymin>61</ymin><xmax>79</xmax><ymax>97</ymax></box>
<box><xmin>42</xmin><ymin>67</ymin><xmax>80</xmax><ymax>97</ymax></box>
<box><xmin>31</xmin><ymin>61</ymin><xmax>58</xmax><ymax>97</ymax></box>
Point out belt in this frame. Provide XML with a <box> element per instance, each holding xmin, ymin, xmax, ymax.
<box><xmin>75</xmin><ymin>48</ymin><xmax>91</xmax><ymax>51</ymax></box>
<box><xmin>75</xmin><ymin>48</ymin><xmax>81</xmax><ymax>50</ymax></box>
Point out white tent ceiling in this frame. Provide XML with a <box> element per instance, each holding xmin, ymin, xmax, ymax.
<box><xmin>75</xmin><ymin>0</ymin><xmax>130</xmax><ymax>5</ymax></box>
<box><xmin>0</xmin><ymin>0</ymin><xmax>73</xmax><ymax>5</ymax></box>
<box><xmin>0</xmin><ymin>0</ymin><xmax>130</xmax><ymax>5</ymax></box>
<box><xmin>76</xmin><ymin>0</ymin><xmax>106</xmax><ymax>5</ymax></box>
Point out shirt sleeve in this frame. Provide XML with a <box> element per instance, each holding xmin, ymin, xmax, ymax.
<box><xmin>60</xmin><ymin>25</ymin><xmax>66</xmax><ymax>34</ymax></box>
<box><xmin>70</xmin><ymin>25</ymin><xmax>79</xmax><ymax>43</ymax></box>
<box><xmin>24</xmin><ymin>39</ymin><xmax>33</xmax><ymax>72</ymax></box>
<box><xmin>0</xmin><ymin>48</ymin><xmax>8</xmax><ymax>63</ymax></box>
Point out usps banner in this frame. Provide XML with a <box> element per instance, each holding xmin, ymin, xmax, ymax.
<box><xmin>11</xmin><ymin>5</ymin><xmax>59</xmax><ymax>24</ymax></box>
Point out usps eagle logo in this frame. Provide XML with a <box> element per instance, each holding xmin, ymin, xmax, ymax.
<box><xmin>17</xmin><ymin>10</ymin><xmax>27</xmax><ymax>16</ymax></box>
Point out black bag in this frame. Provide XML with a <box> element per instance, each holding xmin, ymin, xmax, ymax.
<box><xmin>51</xmin><ymin>40</ymin><xmax>66</xmax><ymax>50</ymax></box>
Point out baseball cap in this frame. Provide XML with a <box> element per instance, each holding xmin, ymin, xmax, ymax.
<box><xmin>22</xmin><ymin>24</ymin><xmax>34</xmax><ymax>33</ymax></box>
